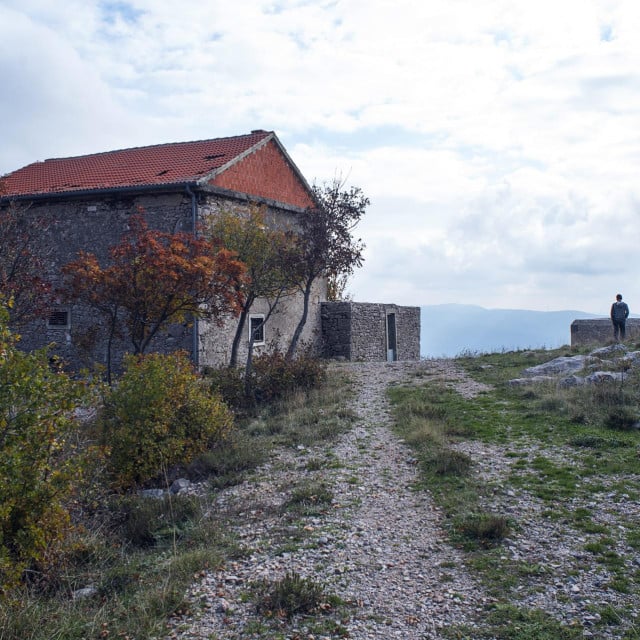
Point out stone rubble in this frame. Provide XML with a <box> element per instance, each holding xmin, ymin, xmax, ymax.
<box><xmin>163</xmin><ymin>358</ymin><xmax>640</xmax><ymax>640</ymax></box>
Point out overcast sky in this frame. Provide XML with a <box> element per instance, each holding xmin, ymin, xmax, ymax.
<box><xmin>1</xmin><ymin>0</ymin><xmax>639</xmax><ymax>315</ymax></box>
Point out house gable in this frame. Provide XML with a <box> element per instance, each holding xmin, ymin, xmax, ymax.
<box><xmin>210</xmin><ymin>137</ymin><xmax>315</xmax><ymax>210</ymax></box>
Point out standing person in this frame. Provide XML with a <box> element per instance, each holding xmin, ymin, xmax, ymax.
<box><xmin>610</xmin><ymin>293</ymin><xmax>630</xmax><ymax>342</ymax></box>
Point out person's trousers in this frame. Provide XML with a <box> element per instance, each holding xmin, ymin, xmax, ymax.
<box><xmin>613</xmin><ymin>320</ymin><xmax>626</xmax><ymax>341</ymax></box>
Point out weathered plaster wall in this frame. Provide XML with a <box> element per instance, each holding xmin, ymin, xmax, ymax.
<box><xmin>571</xmin><ymin>318</ymin><xmax>640</xmax><ymax>347</ymax></box>
<box><xmin>321</xmin><ymin>302</ymin><xmax>421</xmax><ymax>361</ymax></box>
<box><xmin>197</xmin><ymin>279</ymin><xmax>326</xmax><ymax>368</ymax></box>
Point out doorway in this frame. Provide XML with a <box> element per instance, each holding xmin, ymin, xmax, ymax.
<box><xmin>386</xmin><ymin>313</ymin><xmax>397</xmax><ymax>361</ymax></box>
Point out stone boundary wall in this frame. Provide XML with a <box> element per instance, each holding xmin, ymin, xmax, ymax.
<box><xmin>321</xmin><ymin>302</ymin><xmax>420</xmax><ymax>361</ymax></box>
<box><xmin>571</xmin><ymin>318</ymin><xmax>640</xmax><ymax>347</ymax></box>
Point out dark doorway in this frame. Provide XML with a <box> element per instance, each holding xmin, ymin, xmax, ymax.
<box><xmin>386</xmin><ymin>313</ymin><xmax>397</xmax><ymax>361</ymax></box>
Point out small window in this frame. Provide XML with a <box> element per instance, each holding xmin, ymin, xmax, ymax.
<box><xmin>249</xmin><ymin>315</ymin><xmax>265</xmax><ymax>345</ymax></box>
<box><xmin>47</xmin><ymin>309</ymin><xmax>70</xmax><ymax>329</ymax></box>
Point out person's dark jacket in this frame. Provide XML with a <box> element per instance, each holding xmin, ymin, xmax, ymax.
<box><xmin>611</xmin><ymin>301</ymin><xmax>629</xmax><ymax>322</ymax></box>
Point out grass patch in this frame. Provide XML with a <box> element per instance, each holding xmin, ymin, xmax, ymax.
<box><xmin>452</xmin><ymin>512</ymin><xmax>510</xmax><ymax>549</ymax></box>
<box><xmin>253</xmin><ymin>571</ymin><xmax>339</xmax><ymax>619</ymax></box>
<box><xmin>283</xmin><ymin>481</ymin><xmax>334</xmax><ymax>516</ymax></box>
<box><xmin>480</xmin><ymin>604</ymin><xmax>583</xmax><ymax>639</ymax></box>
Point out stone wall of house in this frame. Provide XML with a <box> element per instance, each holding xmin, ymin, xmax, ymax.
<box><xmin>571</xmin><ymin>318</ymin><xmax>640</xmax><ymax>347</ymax></box>
<box><xmin>321</xmin><ymin>302</ymin><xmax>420</xmax><ymax>361</ymax></box>
<box><xmin>197</xmin><ymin>278</ymin><xmax>326</xmax><ymax>368</ymax></box>
<box><xmin>13</xmin><ymin>191</ymin><xmax>195</xmax><ymax>371</ymax></box>
<box><xmin>8</xmin><ymin>189</ymin><xmax>323</xmax><ymax>372</ymax></box>
<box><xmin>395</xmin><ymin>305</ymin><xmax>422</xmax><ymax>360</ymax></box>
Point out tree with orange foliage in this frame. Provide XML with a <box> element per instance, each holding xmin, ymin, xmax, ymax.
<box><xmin>63</xmin><ymin>215</ymin><xmax>245</xmax><ymax>381</ymax></box>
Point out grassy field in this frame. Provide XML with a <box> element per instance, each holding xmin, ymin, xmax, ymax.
<box><xmin>388</xmin><ymin>347</ymin><xmax>640</xmax><ymax>639</ymax></box>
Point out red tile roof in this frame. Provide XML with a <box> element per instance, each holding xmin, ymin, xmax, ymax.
<box><xmin>1</xmin><ymin>131</ymin><xmax>273</xmax><ymax>197</ymax></box>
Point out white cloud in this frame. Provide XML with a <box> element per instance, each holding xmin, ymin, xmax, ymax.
<box><xmin>1</xmin><ymin>0</ymin><xmax>640</xmax><ymax>315</ymax></box>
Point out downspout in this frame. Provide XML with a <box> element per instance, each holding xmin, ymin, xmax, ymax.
<box><xmin>185</xmin><ymin>184</ymin><xmax>199</xmax><ymax>368</ymax></box>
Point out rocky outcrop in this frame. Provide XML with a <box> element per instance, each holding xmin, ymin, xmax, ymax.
<box><xmin>509</xmin><ymin>344</ymin><xmax>640</xmax><ymax>387</ymax></box>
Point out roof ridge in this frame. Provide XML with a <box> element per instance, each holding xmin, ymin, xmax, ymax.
<box><xmin>38</xmin><ymin>131</ymin><xmax>274</xmax><ymax>164</ymax></box>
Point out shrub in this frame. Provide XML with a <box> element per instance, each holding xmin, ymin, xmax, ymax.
<box><xmin>110</xmin><ymin>494</ymin><xmax>201</xmax><ymax>548</ymax></box>
<box><xmin>0</xmin><ymin>308</ymin><xmax>86</xmax><ymax>592</ymax></box>
<box><xmin>204</xmin><ymin>352</ymin><xmax>327</xmax><ymax>410</ymax></box>
<box><xmin>100</xmin><ymin>352</ymin><xmax>234</xmax><ymax>489</ymax></box>
<box><xmin>603</xmin><ymin>407</ymin><xmax>639</xmax><ymax>431</ymax></box>
<box><xmin>205</xmin><ymin>365</ymin><xmax>247</xmax><ymax>411</ymax></box>
<box><xmin>252</xmin><ymin>351</ymin><xmax>326</xmax><ymax>403</ymax></box>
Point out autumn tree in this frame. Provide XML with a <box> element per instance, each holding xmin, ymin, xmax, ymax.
<box><xmin>0</xmin><ymin>185</ymin><xmax>52</xmax><ymax>325</ymax></box>
<box><xmin>207</xmin><ymin>205</ymin><xmax>298</xmax><ymax>389</ymax></box>
<box><xmin>63</xmin><ymin>214</ymin><xmax>245</xmax><ymax>381</ymax></box>
<box><xmin>286</xmin><ymin>178</ymin><xmax>368</xmax><ymax>359</ymax></box>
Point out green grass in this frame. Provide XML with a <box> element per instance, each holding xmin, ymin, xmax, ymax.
<box><xmin>389</xmin><ymin>347</ymin><xmax>640</xmax><ymax>639</ymax></box>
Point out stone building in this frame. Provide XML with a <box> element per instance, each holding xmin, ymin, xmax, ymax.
<box><xmin>1</xmin><ymin>131</ymin><xmax>326</xmax><ymax>370</ymax></box>
<box><xmin>321</xmin><ymin>302</ymin><xmax>420</xmax><ymax>361</ymax></box>
<box><xmin>1</xmin><ymin>130</ymin><xmax>421</xmax><ymax>368</ymax></box>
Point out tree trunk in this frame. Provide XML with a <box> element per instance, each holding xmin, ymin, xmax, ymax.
<box><xmin>287</xmin><ymin>279</ymin><xmax>313</xmax><ymax>360</ymax></box>
<box><xmin>230</xmin><ymin>296</ymin><xmax>254</xmax><ymax>368</ymax></box>
<box><xmin>106</xmin><ymin>315</ymin><xmax>116</xmax><ymax>385</ymax></box>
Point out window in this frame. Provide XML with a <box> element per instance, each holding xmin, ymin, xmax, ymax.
<box><xmin>47</xmin><ymin>309</ymin><xmax>70</xmax><ymax>329</ymax></box>
<box><xmin>249</xmin><ymin>314</ymin><xmax>265</xmax><ymax>345</ymax></box>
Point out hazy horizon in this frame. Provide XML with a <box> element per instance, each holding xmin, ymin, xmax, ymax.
<box><xmin>420</xmin><ymin>303</ymin><xmax>602</xmax><ymax>358</ymax></box>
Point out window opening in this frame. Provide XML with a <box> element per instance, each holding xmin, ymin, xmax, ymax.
<box><xmin>48</xmin><ymin>309</ymin><xmax>70</xmax><ymax>329</ymax></box>
<box><xmin>249</xmin><ymin>315</ymin><xmax>265</xmax><ymax>345</ymax></box>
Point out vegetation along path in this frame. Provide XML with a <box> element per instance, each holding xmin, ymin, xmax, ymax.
<box><xmin>164</xmin><ymin>358</ymin><xmax>640</xmax><ymax>639</ymax></box>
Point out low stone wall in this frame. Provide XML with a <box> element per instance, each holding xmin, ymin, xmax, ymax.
<box><xmin>321</xmin><ymin>302</ymin><xmax>420</xmax><ymax>361</ymax></box>
<box><xmin>571</xmin><ymin>318</ymin><xmax>640</xmax><ymax>347</ymax></box>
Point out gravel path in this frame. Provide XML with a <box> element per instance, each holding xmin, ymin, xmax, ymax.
<box><xmin>164</xmin><ymin>359</ymin><xmax>492</xmax><ymax>639</ymax></box>
<box><xmin>164</xmin><ymin>359</ymin><xmax>640</xmax><ymax>639</ymax></box>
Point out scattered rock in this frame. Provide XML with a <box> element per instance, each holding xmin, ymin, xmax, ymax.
<box><xmin>72</xmin><ymin>586</ymin><xmax>98</xmax><ymax>600</ymax></box>
<box><xmin>170</xmin><ymin>478</ymin><xmax>191</xmax><ymax>494</ymax></box>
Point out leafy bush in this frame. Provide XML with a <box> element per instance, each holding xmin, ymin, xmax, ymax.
<box><xmin>100</xmin><ymin>352</ymin><xmax>234</xmax><ymax>489</ymax></box>
<box><xmin>205</xmin><ymin>352</ymin><xmax>327</xmax><ymax>410</ymax></box>
<box><xmin>205</xmin><ymin>364</ymin><xmax>248</xmax><ymax>411</ymax></box>
<box><xmin>0</xmin><ymin>308</ymin><xmax>86</xmax><ymax>591</ymax></box>
<box><xmin>252</xmin><ymin>351</ymin><xmax>326</xmax><ymax>403</ymax></box>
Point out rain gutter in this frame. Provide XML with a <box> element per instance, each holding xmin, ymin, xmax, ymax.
<box><xmin>185</xmin><ymin>184</ymin><xmax>199</xmax><ymax>368</ymax></box>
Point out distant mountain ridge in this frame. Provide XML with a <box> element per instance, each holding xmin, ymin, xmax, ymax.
<box><xmin>421</xmin><ymin>304</ymin><xmax>601</xmax><ymax>358</ymax></box>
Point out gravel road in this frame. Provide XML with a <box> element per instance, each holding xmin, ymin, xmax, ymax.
<box><xmin>164</xmin><ymin>359</ymin><xmax>640</xmax><ymax>640</ymax></box>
